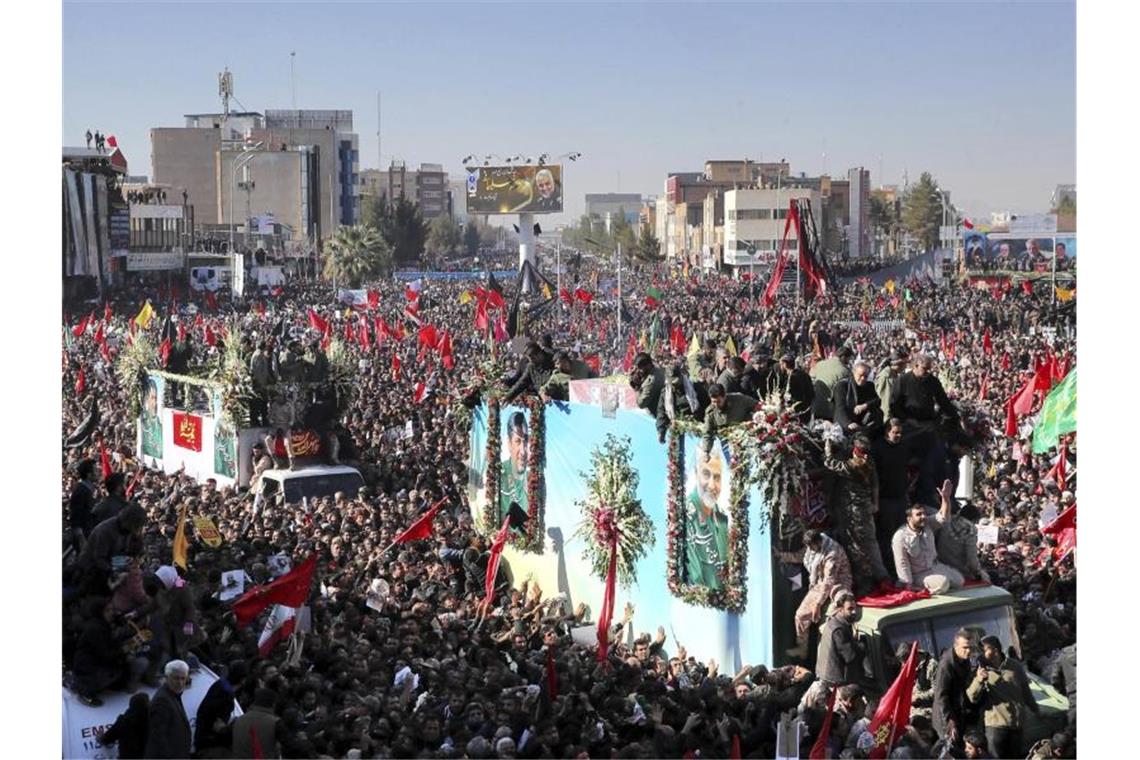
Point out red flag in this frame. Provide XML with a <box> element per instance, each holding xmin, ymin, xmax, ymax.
<box><xmin>271</xmin><ymin>286</ymin><xmax>285</xmax><ymax>298</ymax></box>
<box><xmin>367</xmin><ymin>289</ymin><xmax>380</xmax><ymax>311</ymax></box>
<box><xmin>438</xmin><ymin>331</ymin><xmax>455</xmax><ymax>371</ymax></box>
<box><xmin>1011</xmin><ymin>373</ymin><xmax>1037</xmax><ymax>416</ymax></box>
<box><xmin>75</xmin><ymin>368</ymin><xmax>87</xmax><ymax>396</ymax></box>
<box><xmin>418</xmin><ymin>324</ymin><xmax>439</xmax><ymax>350</ymax></box>
<box><xmin>159</xmin><ymin>337</ymin><xmax>172</xmax><ymax>367</ymax></box>
<box><xmin>413</xmin><ymin>381</ymin><xmax>427</xmax><ymax>404</ymax></box>
<box><xmin>809</xmin><ymin>687</ymin><xmax>837</xmax><ymax>760</ymax></box>
<box><xmin>583</xmin><ymin>354</ymin><xmax>601</xmax><ymax>376</ymax></box>
<box><xmin>1033</xmin><ymin>355</ymin><xmax>1053</xmax><ymax>393</ymax></box>
<box><xmin>405</xmin><ymin>285</ymin><xmax>420</xmax><ymax>302</ymax></box>
<box><xmin>205</xmin><ymin>291</ymin><xmax>219</xmax><ymax>311</ymax></box>
<box><xmin>106</xmin><ymin>135</ymin><xmax>118</xmax><ymax>148</ymax></box>
<box><xmin>1047</xmin><ymin>441</ymin><xmax>1069</xmax><ymax>492</ymax></box>
<box><xmin>867</xmin><ymin>641</ymin><xmax>919</xmax><ymax>759</ymax></box>
<box><xmin>1054</xmin><ymin>354</ymin><xmax>1071</xmax><ymax>384</ymax></box>
<box><xmin>343</xmin><ymin>321</ymin><xmax>355</xmax><ymax>344</ymax></box>
<box><xmin>125</xmin><ymin>466</ymin><xmax>144</xmax><ymax>499</ymax></box>
<box><xmin>596</xmin><ymin>535</ymin><xmax>619</xmax><ymax>663</ymax></box>
<box><xmin>204</xmin><ymin>324</ymin><xmax>217</xmax><ymax>347</ymax></box>
<box><xmin>978</xmin><ymin>372</ymin><xmax>989</xmax><ymax>402</ymax></box>
<box><xmin>730</xmin><ymin>735</ymin><xmax>742</xmax><ymax>760</ymax></box>
<box><xmin>486</xmin><ymin>289</ymin><xmax>505</xmax><ymax>310</ymax></box>
<box><xmin>1000</xmin><ymin>352</ymin><xmax>1011</xmax><ymax>371</ymax></box>
<box><xmin>492</xmin><ymin>312</ymin><xmax>509</xmax><ymax>343</ymax></box>
<box><xmin>256</xmin><ymin>604</ymin><xmax>297</xmax><ymax>659</ymax></box>
<box><xmin>1022</xmin><ymin>280</ymin><xmax>1034</xmax><ymax>296</ymax></box>
<box><xmin>307</xmin><ymin>309</ymin><xmax>329</xmax><ymax>334</ymax></box>
<box><xmin>249</xmin><ymin>724</ymin><xmax>265</xmax><ymax>760</ymax></box>
<box><xmin>621</xmin><ymin>333</ymin><xmax>637</xmax><ymax>373</ymax></box>
<box><xmin>545</xmin><ymin>649</ymin><xmax>559</xmax><ymax>700</ymax></box>
<box><xmin>392</xmin><ymin>353</ymin><xmax>402</xmax><ymax>381</ymax></box>
<box><xmin>559</xmin><ymin>288</ymin><xmax>574</xmax><ymax>305</ymax></box>
<box><xmin>177</xmin><ymin>321</ymin><xmax>187</xmax><ymax>343</ymax></box>
<box><xmin>574</xmin><ymin>288</ymin><xmax>593</xmax><ymax>305</ymax></box>
<box><xmin>99</xmin><ymin>439</ymin><xmax>113</xmax><ymax>480</ymax></box>
<box><xmin>1005</xmin><ymin>397</ymin><xmax>1019</xmax><ymax>438</ymax></box>
<box><xmin>100</xmin><ymin>341</ymin><xmax>112</xmax><ymax>362</ymax></box>
<box><xmin>320</xmin><ymin>330</ymin><xmax>331</xmax><ymax>352</ymax></box>
<box><xmin>482</xmin><ymin>517</ymin><xmax>512</xmax><ymax>611</ymax></box>
<box><xmin>72</xmin><ymin>314</ymin><xmax>90</xmax><ymax>338</ymax></box>
<box><xmin>474</xmin><ymin>300</ymin><xmax>490</xmax><ymax>332</ymax></box>
<box><xmin>1042</xmin><ymin>504</ymin><xmax>1076</xmax><ymax>559</ymax></box>
<box><xmin>982</xmin><ymin>327</ymin><xmax>993</xmax><ymax>356</ymax></box>
<box><xmin>104</xmin><ymin>303</ymin><xmax>113</xmax><ymax>324</ymax></box>
<box><xmin>359</xmin><ymin>317</ymin><xmax>371</xmax><ymax>351</ymax></box>
<box><xmin>962</xmin><ymin>217</ymin><xmax>975</xmax><ymax>230</ymax></box>
<box><xmin>391</xmin><ymin>497</ymin><xmax>449</xmax><ymax>544</ymax></box>
<box><xmin>231</xmin><ymin>555</ymin><xmax>317</xmax><ymax>628</ymax></box>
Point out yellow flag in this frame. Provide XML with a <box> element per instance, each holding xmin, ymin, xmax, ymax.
<box><xmin>135</xmin><ymin>300</ymin><xmax>155</xmax><ymax>329</ymax></box>
<box><xmin>725</xmin><ymin>335</ymin><xmax>738</xmax><ymax>357</ymax></box>
<box><xmin>638</xmin><ymin>330</ymin><xmax>649</xmax><ymax>350</ymax></box>
<box><xmin>687</xmin><ymin>334</ymin><xmax>700</xmax><ymax>357</ymax></box>
<box><xmin>344</xmin><ymin>308</ymin><xmax>353</xmax><ymax>319</ymax></box>
<box><xmin>458</xmin><ymin>290</ymin><xmax>473</xmax><ymax>305</ymax></box>
<box><xmin>541</xmin><ymin>282</ymin><xmax>553</xmax><ymax>300</ymax></box>
<box><xmin>192</xmin><ymin>515</ymin><xmax>223</xmax><ymax>548</ymax></box>
<box><xmin>173</xmin><ymin>502</ymin><xmax>190</xmax><ymax>570</ymax></box>
<box><xmin>1055</xmin><ymin>287</ymin><xmax>1075</xmax><ymax>302</ymax></box>
<box><xmin>885</xmin><ymin>279</ymin><xmax>896</xmax><ymax>295</ymax></box>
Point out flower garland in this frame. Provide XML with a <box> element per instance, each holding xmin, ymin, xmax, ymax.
<box><xmin>665</xmin><ymin>430</ymin><xmax>749</xmax><ymax>610</ymax></box>
<box><xmin>481</xmin><ymin>396</ymin><xmax>502</xmax><ymax>537</ymax></box>
<box><xmin>116</xmin><ymin>333</ymin><xmax>159</xmax><ymax>419</ymax></box>
<box><xmin>573</xmin><ymin>435</ymin><xmax>655</xmax><ymax>587</ymax></box>
<box><xmin>510</xmin><ymin>394</ymin><xmax>547</xmax><ymax>553</ymax></box>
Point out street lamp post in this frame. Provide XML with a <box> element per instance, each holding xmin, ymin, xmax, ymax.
<box><xmin>230</xmin><ymin>139</ymin><xmax>263</xmax><ymax>296</ymax></box>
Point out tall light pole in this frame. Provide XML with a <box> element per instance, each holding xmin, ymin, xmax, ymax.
<box><xmin>230</xmin><ymin>139</ymin><xmax>263</xmax><ymax>297</ymax></box>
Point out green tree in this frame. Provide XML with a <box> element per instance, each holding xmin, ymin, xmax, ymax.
<box><xmin>373</xmin><ymin>196</ymin><xmax>427</xmax><ymax>266</ymax></box>
<box><xmin>869</xmin><ymin>194</ymin><xmax>900</xmax><ymax>256</ymax></box>
<box><xmin>612</xmin><ymin>209</ymin><xmax>637</xmax><ymax>258</ymax></box>
<box><xmin>426</xmin><ymin>215</ymin><xmax>463</xmax><ymax>260</ymax></box>
<box><xmin>463</xmin><ymin>221</ymin><xmax>482</xmax><ymax>257</ymax></box>
<box><xmin>1056</xmin><ymin>195</ymin><xmax>1076</xmax><ymax>217</ymax></box>
<box><xmin>323</xmin><ymin>225</ymin><xmax>393</xmax><ymax>287</ymax></box>
<box><xmin>901</xmin><ymin>172</ymin><xmax>943</xmax><ymax>251</ymax></box>
<box><xmin>634</xmin><ymin>222</ymin><xmax>663</xmax><ymax>262</ymax></box>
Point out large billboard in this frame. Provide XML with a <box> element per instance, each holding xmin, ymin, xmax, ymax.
<box><xmin>466</xmin><ymin>165</ymin><xmax>563</xmax><ymax>214</ymax></box>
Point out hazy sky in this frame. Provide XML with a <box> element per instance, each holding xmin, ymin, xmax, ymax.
<box><xmin>64</xmin><ymin>1</ymin><xmax>1074</xmax><ymax>224</ymax></box>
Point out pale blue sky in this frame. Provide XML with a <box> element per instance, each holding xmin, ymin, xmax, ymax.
<box><xmin>63</xmin><ymin>1</ymin><xmax>1075</xmax><ymax>222</ymax></box>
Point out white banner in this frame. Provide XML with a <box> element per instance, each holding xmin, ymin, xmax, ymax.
<box><xmin>1008</xmin><ymin>213</ymin><xmax>1057</xmax><ymax>235</ymax></box>
<box><xmin>63</xmin><ymin>665</ymin><xmax>241</xmax><ymax>759</ymax></box>
<box><xmin>129</xmin><ymin>204</ymin><xmax>185</xmax><ymax>220</ymax></box>
<box><xmin>127</xmin><ymin>252</ymin><xmax>184</xmax><ymax>271</ymax></box>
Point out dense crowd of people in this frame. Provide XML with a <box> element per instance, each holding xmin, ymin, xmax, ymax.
<box><xmin>62</xmin><ymin>253</ymin><xmax>1076</xmax><ymax>759</ymax></box>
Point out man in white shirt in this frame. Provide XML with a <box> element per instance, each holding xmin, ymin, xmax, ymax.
<box><xmin>892</xmin><ymin>479</ymin><xmax>965</xmax><ymax>594</ymax></box>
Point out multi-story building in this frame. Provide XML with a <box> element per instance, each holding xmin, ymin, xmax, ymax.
<box><xmin>847</xmin><ymin>167</ymin><xmax>871</xmax><ymax>258</ymax></box>
<box><xmin>722</xmin><ymin>188</ymin><xmax>821</xmax><ymax>271</ymax></box>
<box><xmin>151</xmin><ymin>108</ymin><xmax>358</xmax><ymax>245</ymax></box>
<box><xmin>359</xmin><ymin>162</ymin><xmax>451</xmax><ymax>219</ymax></box>
<box><xmin>63</xmin><ymin>146</ymin><xmax>129</xmax><ymax>298</ymax></box>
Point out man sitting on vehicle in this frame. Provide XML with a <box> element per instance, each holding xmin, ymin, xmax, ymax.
<box><xmin>892</xmin><ymin>479</ymin><xmax>964</xmax><ymax>594</ymax></box>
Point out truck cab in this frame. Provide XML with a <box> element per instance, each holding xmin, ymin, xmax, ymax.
<box><xmin>852</xmin><ymin>584</ymin><xmax>1069</xmax><ymax>751</ymax></box>
<box><xmin>253</xmin><ymin>465</ymin><xmax>365</xmax><ymax>510</ymax></box>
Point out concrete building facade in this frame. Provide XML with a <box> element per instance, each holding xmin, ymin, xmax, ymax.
<box><xmin>722</xmin><ymin>188</ymin><xmax>820</xmax><ymax>269</ymax></box>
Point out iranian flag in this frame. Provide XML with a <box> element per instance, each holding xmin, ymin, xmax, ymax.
<box><xmin>257</xmin><ymin>604</ymin><xmax>297</xmax><ymax>657</ymax></box>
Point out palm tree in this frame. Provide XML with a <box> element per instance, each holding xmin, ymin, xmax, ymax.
<box><xmin>323</xmin><ymin>225</ymin><xmax>393</xmax><ymax>287</ymax></box>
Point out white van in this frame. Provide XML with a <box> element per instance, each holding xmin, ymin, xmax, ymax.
<box><xmin>253</xmin><ymin>465</ymin><xmax>364</xmax><ymax>510</ymax></box>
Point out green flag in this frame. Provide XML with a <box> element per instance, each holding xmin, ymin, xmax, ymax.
<box><xmin>1032</xmin><ymin>368</ymin><xmax>1077</xmax><ymax>454</ymax></box>
<box><xmin>645</xmin><ymin>285</ymin><xmax>664</xmax><ymax>308</ymax></box>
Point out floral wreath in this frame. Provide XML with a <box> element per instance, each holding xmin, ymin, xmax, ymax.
<box><xmin>573</xmin><ymin>435</ymin><xmax>656</xmax><ymax>587</ymax></box>
<box><xmin>665</xmin><ymin>430</ymin><xmax>749</xmax><ymax>611</ymax></box>
<box><xmin>479</xmin><ymin>395</ymin><xmax>546</xmax><ymax>553</ymax></box>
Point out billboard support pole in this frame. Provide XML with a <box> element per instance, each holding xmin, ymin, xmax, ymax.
<box><xmin>518</xmin><ymin>213</ymin><xmax>536</xmax><ymax>269</ymax></box>
<box><xmin>617</xmin><ymin>242</ymin><xmax>622</xmax><ymax>347</ymax></box>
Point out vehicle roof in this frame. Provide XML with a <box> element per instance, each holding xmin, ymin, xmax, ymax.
<box><xmin>261</xmin><ymin>465</ymin><xmax>363</xmax><ymax>481</ymax></box>
<box><xmin>855</xmin><ymin>585</ymin><xmax>1014</xmax><ymax>633</ymax></box>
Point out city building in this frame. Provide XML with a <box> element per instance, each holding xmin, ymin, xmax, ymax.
<box><xmin>151</xmin><ymin>108</ymin><xmax>358</xmax><ymax>246</ymax></box>
<box><xmin>847</xmin><ymin>167</ymin><xmax>871</xmax><ymax>258</ymax></box>
<box><xmin>359</xmin><ymin>161</ymin><xmax>451</xmax><ymax>219</ymax></box>
<box><xmin>722</xmin><ymin>188</ymin><xmax>821</xmax><ymax>271</ymax></box>
<box><xmin>121</xmin><ymin>179</ymin><xmax>194</xmax><ymax>275</ymax></box>
<box><xmin>63</xmin><ymin>146</ymin><xmax>128</xmax><ymax>298</ymax></box>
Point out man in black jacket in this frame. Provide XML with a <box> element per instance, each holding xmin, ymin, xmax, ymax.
<box><xmin>145</xmin><ymin>659</ymin><xmax>193</xmax><ymax>759</ymax></box>
<box><xmin>778</xmin><ymin>354</ymin><xmax>814</xmax><ymax>423</ymax></box>
<box><xmin>503</xmin><ymin>342</ymin><xmax>554</xmax><ymax>402</ymax></box>
<box><xmin>68</xmin><ymin>459</ymin><xmax>98</xmax><ymax>552</ymax></box>
<box><xmin>892</xmin><ymin>354</ymin><xmax>959</xmax><ymax>427</ymax></box>
<box><xmin>91</xmin><ymin>472</ymin><xmax>130</xmax><ymax>525</ymax></box>
<box><xmin>833</xmin><ymin>360</ymin><xmax>884</xmax><ymax>439</ymax></box>
<box><xmin>872</xmin><ymin>419</ymin><xmax>912</xmax><ymax>578</ymax></box>
<box><xmin>933</xmin><ymin>629</ymin><xmax>979</xmax><ymax>750</ymax></box>
<box><xmin>814</xmin><ymin>591</ymin><xmax>866</xmax><ymax>686</ymax></box>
